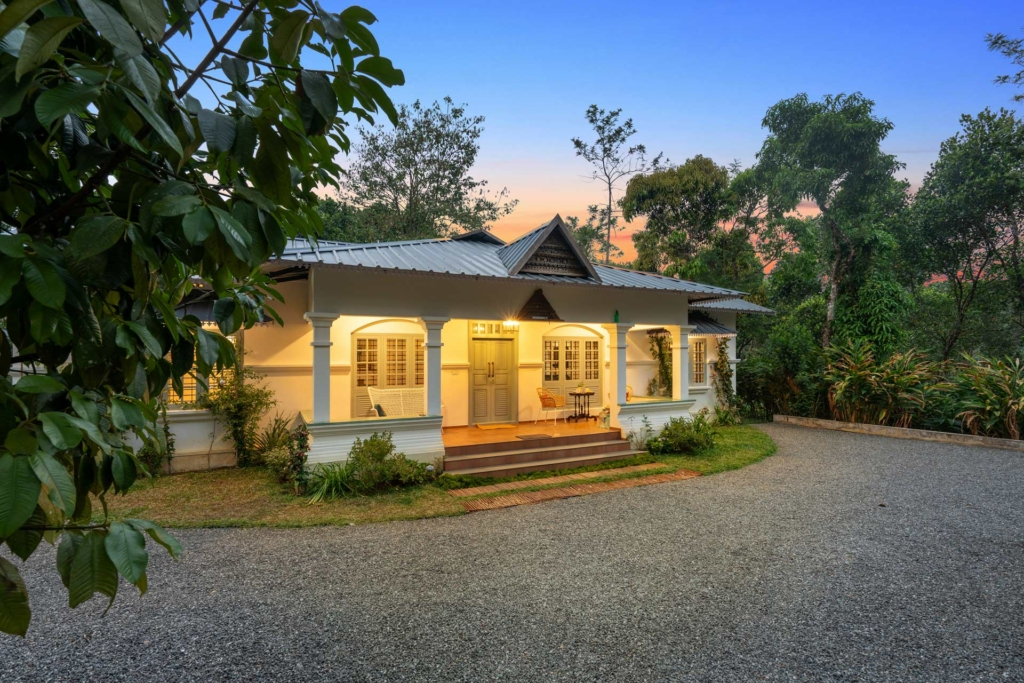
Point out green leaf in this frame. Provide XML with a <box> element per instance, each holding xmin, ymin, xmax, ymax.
<box><xmin>182</xmin><ymin>206</ymin><xmax>215</xmax><ymax>244</ymax></box>
<box><xmin>232</xmin><ymin>113</ymin><xmax>257</xmax><ymax>162</ymax></box>
<box><xmin>124</xmin><ymin>321</ymin><xmax>163</xmax><ymax>358</ymax></box>
<box><xmin>117</xmin><ymin>50</ymin><xmax>160</xmax><ymax>103</ymax></box>
<box><xmin>34</xmin><ymin>81</ymin><xmax>98</xmax><ymax>127</ymax></box>
<box><xmin>195</xmin><ymin>328</ymin><xmax>219</xmax><ymax>373</ymax></box>
<box><xmin>0</xmin><ymin>255</ymin><xmax>18</xmax><ymax>305</ymax></box>
<box><xmin>21</xmin><ymin>256</ymin><xmax>64</xmax><ymax>309</ymax></box>
<box><xmin>0</xmin><ymin>557</ymin><xmax>31</xmax><ymax>637</ymax></box>
<box><xmin>210</xmin><ymin>206</ymin><xmax>251</xmax><ymax>261</ymax></box>
<box><xmin>110</xmin><ymin>451</ymin><xmax>136</xmax><ymax>491</ymax></box>
<box><xmin>354</xmin><ymin>56</ymin><xmax>403</xmax><ymax>87</ymax></box>
<box><xmin>110</xmin><ymin>397</ymin><xmax>144</xmax><ymax>430</ymax></box>
<box><xmin>118</xmin><ymin>0</ymin><xmax>164</xmax><ymax>43</ymax></box>
<box><xmin>76</xmin><ymin>0</ymin><xmax>143</xmax><ymax>56</ymax></box>
<box><xmin>105</xmin><ymin>521</ymin><xmax>148</xmax><ymax>584</ymax></box>
<box><xmin>212</xmin><ymin>297</ymin><xmax>237</xmax><ymax>335</ymax></box>
<box><xmin>70</xmin><ymin>215</ymin><xmax>125</xmax><ymax>260</ymax></box>
<box><xmin>0</xmin><ymin>454</ymin><xmax>41</xmax><ymax>539</ymax></box>
<box><xmin>354</xmin><ymin>75</ymin><xmax>397</xmax><ymax>126</ymax></box>
<box><xmin>5</xmin><ymin>506</ymin><xmax>44</xmax><ymax>561</ymax></box>
<box><xmin>152</xmin><ymin>194</ymin><xmax>201</xmax><ymax>217</ymax></box>
<box><xmin>220</xmin><ymin>56</ymin><xmax>248</xmax><ymax>88</ymax></box>
<box><xmin>228</xmin><ymin>91</ymin><xmax>261</xmax><ymax>117</ymax></box>
<box><xmin>0</xmin><ymin>0</ymin><xmax>54</xmax><ymax>43</ymax></box>
<box><xmin>300</xmin><ymin>70</ymin><xmax>337</xmax><ymax>122</ymax></box>
<box><xmin>197</xmin><ymin>108</ymin><xmax>235</xmax><ymax>154</ymax></box>
<box><xmin>29</xmin><ymin>451</ymin><xmax>76</xmax><ymax>515</ymax></box>
<box><xmin>14</xmin><ymin>374</ymin><xmax>63</xmax><ymax>393</ymax></box>
<box><xmin>68</xmin><ymin>531</ymin><xmax>118</xmax><ymax>609</ymax></box>
<box><xmin>269</xmin><ymin>10</ymin><xmax>309</xmax><ymax>64</ymax></box>
<box><xmin>0</xmin><ymin>233</ymin><xmax>30</xmax><ymax>257</ymax></box>
<box><xmin>56</xmin><ymin>532</ymin><xmax>82</xmax><ymax>587</ymax></box>
<box><xmin>123</xmin><ymin>90</ymin><xmax>183</xmax><ymax>156</ymax></box>
<box><xmin>340</xmin><ymin>6</ymin><xmax>377</xmax><ymax>25</ymax></box>
<box><xmin>4</xmin><ymin>428</ymin><xmax>37</xmax><ymax>456</ymax></box>
<box><xmin>15</xmin><ymin>16</ymin><xmax>82</xmax><ymax>81</ymax></box>
<box><xmin>67</xmin><ymin>415</ymin><xmax>110</xmax><ymax>453</ymax></box>
<box><xmin>38</xmin><ymin>412</ymin><xmax>83</xmax><ymax>450</ymax></box>
<box><xmin>252</xmin><ymin>123</ymin><xmax>291</xmax><ymax>204</ymax></box>
<box><xmin>127</xmin><ymin>518</ymin><xmax>181</xmax><ymax>559</ymax></box>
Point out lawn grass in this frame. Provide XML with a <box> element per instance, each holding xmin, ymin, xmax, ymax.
<box><xmin>99</xmin><ymin>425</ymin><xmax>774</xmax><ymax>528</ymax></box>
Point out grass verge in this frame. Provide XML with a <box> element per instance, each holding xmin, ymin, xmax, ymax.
<box><xmin>100</xmin><ymin>425</ymin><xmax>774</xmax><ymax>528</ymax></box>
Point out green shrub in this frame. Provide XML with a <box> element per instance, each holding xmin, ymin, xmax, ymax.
<box><xmin>254</xmin><ymin>413</ymin><xmax>295</xmax><ymax>457</ymax></box>
<box><xmin>646</xmin><ymin>410</ymin><xmax>717</xmax><ymax>455</ymax></box>
<box><xmin>200</xmin><ymin>368</ymin><xmax>276</xmax><ymax>467</ymax></box>
<box><xmin>713</xmin><ymin>404</ymin><xmax>742</xmax><ymax>427</ymax></box>
<box><xmin>264</xmin><ymin>424</ymin><xmax>311</xmax><ymax>495</ymax></box>
<box><xmin>953</xmin><ymin>355</ymin><xmax>1024</xmax><ymax>439</ymax></box>
<box><xmin>307</xmin><ymin>431</ymin><xmax>435</xmax><ymax>501</ymax></box>
<box><xmin>136</xmin><ymin>402</ymin><xmax>175</xmax><ymax>476</ymax></box>
<box><xmin>824</xmin><ymin>339</ymin><xmax>943</xmax><ymax>428</ymax></box>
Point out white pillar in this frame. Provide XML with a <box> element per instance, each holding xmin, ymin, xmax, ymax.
<box><xmin>420</xmin><ymin>317</ymin><xmax>449</xmax><ymax>418</ymax></box>
<box><xmin>304</xmin><ymin>312</ymin><xmax>338</xmax><ymax>423</ymax></box>
<box><xmin>727</xmin><ymin>336</ymin><xmax>738</xmax><ymax>395</ymax></box>
<box><xmin>602</xmin><ymin>323</ymin><xmax>632</xmax><ymax>427</ymax></box>
<box><xmin>669</xmin><ymin>325</ymin><xmax>695</xmax><ymax>403</ymax></box>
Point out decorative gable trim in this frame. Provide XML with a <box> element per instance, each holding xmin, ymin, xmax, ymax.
<box><xmin>517</xmin><ymin>289</ymin><xmax>562</xmax><ymax>321</ymax></box>
<box><xmin>502</xmin><ymin>215</ymin><xmax>601</xmax><ymax>282</ymax></box>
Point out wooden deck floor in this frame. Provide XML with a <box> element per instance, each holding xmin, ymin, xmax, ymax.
<box><xmin>441</xmin><ymin>420</ymin><xmax>618</xmax><ymax>448</ymax></box>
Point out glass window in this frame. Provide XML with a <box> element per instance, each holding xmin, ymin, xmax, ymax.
<box><xmin>692</xmin><ymin>339</ymin><xmax>707</xmax><ymax>385</ymax></box>
<box><xmin>543</xmin><ymin>339</ymin><xmax>560</xmax><ymax>382</ymax></box>
<box><xmin>356</xmin><ymin>338</ymin><xmax>378</xmax><ymax>387</ymax></box>
<box><xmin>414</xmin><ymin>338</ymin><xmax>424</xmax><ymax>386</ymax></box>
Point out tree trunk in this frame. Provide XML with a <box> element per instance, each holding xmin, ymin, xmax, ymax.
<box><xmin>605</xmin><ymin>182</ymin><xmax>613</xmax><ymax>264</ymax></box>
<box><xmin>823</xmin><ymin>256</ymin><xmax>839</xmax><ymax>348</ymax></box>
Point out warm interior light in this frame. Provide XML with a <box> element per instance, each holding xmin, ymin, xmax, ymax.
<box><xmin>502</xmin><ymin>319</ymin><xmax>519</xmax><ymax>329</ymax></box>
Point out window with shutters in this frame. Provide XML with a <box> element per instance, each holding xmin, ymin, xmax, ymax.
<box><xmin>691</xmin><ymin>339</ymin><xmax>707</xmax><ymax>385</ymax></box>
<box><xmin>352</xmin><ymin>333</ymin><xmax>423</xmax><ymax>417</ymax></box>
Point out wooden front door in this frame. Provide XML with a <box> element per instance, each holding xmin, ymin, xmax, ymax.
<box><xmin>471</xmin><ymin>338</ymin><xmax>515</xmax><ymax>424</ymax></box>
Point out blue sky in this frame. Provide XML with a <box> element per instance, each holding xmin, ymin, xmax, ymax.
<box><xmin>354</xmin><ymin>0</ymin><xmax>1020</xmax><ymax>246</ymax></box>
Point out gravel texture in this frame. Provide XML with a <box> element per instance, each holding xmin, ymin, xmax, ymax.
<box><xmin>3</xmin><ymin>423</ymin><xmax>1023</xmax><ymax>682</ymax></box>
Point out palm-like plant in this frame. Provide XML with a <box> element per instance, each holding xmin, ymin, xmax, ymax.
<box><xmin>954</xmin><ymin>356</ymin><xmax>1024</xmax><ymax>439</ymax></box>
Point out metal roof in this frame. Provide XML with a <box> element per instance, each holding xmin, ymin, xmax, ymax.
<box><xmin>496</xmin><ymin>223</ymin><xmax>547</xmax><ymax>272</ymax></box>
<box><xmin>691</xmin><ymin>298</ymin><xmax>775</xmax><ymax>315</ymax></box>
<box><xmin>689</xmin><ymin>312</ymin><xmax>736</xmax><ymax>336</ymax></box>
<box><xmin>272</xmin><ymin>228</ymin><xmax>744</xmax><ymax>300</ymax></box>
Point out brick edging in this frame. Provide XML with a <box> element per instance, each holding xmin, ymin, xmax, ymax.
<box><xmin>772</xmin><ymin>415</ymin><xmax>1024</xmax><ymax>453</ymax></box>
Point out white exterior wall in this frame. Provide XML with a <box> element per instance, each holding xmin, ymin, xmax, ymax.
<box><xmin>233</xmin><ymin>266</ymin><xmax>734</xmax><ymax>463</ymax></box>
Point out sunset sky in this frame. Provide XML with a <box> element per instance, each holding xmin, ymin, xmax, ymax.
<box><xmin>358</xmin><ymin>0</ymin><xmax>1019</xmax><ymax>260</ymax></box>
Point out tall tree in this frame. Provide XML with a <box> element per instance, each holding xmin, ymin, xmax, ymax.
<box><xmin>565</xmin><ymin>206</ymin><xmax>620</xmax><ymax>262</ymax></box>
<box><xmin>906</xmin><ymin>110</ymin><xmax>1020</xmax><ymax>358</ymax></box>
<box><xmin>621</xmin><ymin>155</ymin><xmax>734</xmax><ymax>273</ymax></box>
<box><xmin>756</xmin><ymin>93</ymin><xmax>904</xmax><ymax>347</ymax></box>
<box><xmin>987</xmin><ymin>28</ymin><xmax>1024</xmax><ymax>101</ymax></box>
<box><xmin>571</xmin><ymin>105</ymin><xmax>662</xmax><ymax>264</ymax></box>
<box><xmin>0</xmin><ymin>0</ymin><xmax>402</xmax><ymax>636</ymax></box>
<box><xmin>340</xmin><ymin>97</ymin><xmax>517</xmax><ymax>240</ymax></box>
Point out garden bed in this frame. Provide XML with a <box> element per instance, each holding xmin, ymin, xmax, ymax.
<box><xmin>98</xmin><ymin>426</ymin><xmax>776</xmax><ymax>528</ymax></box>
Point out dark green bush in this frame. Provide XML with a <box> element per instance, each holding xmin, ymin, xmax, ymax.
<box><xmin>307</xmin><ymin>431</ymin><xmax>435</xmax><ymax>500</ymax></box>
<box><xmin>646</xmin><ymin>410</ymin><xmax>717</xmax><ymax>455</ymax></box>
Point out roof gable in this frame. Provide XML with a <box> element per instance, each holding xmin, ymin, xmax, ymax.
<box><xmin>451</xmin><ymin>230</ymin><xmax>506</xmax><ymax>246</ymax></box>
<box><xmin>497</xmin><ymin>215</ymin><xmax>601</xmax><ymax>282</ymax></box>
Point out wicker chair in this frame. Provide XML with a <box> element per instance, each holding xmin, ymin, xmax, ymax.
<box><xmin>535</xmin><ymin>388</ymin><xmax>566</xmax><ymax>424</ymax></box>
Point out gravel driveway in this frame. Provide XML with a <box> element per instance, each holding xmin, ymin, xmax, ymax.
<box><xmin>3</xmin><ymin>423</ymin><xmax>1023</xmax><ymax>682</ymax></box>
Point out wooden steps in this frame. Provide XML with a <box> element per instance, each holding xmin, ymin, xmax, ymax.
<box><xmin>444</xmin><ymin>428</ymin><xmax>641</xmax><ymax>478</ymax></box>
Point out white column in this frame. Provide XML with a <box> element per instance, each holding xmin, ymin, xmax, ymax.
<box><xmin>304</xmin><ymin>312</ymin><xmax>338</xmax><ymax>423</ymax></box>
<box><xmin>602</xmin><ymin>323</ymin><xmax>632</xmax><ymax>427</ymax></box>
<box><xmin>420</xmin><ymin>317</ymin><xmax>449</xmax><ymax>418</ymax></box>
<box><xmin>727</xmin><ymin>336</ymin><xmax>738</xmax><ymax>395</ymax></box>
<box><xmin>669</xmin><ymin>325</ymin><xmax>695</xmax><ymax>403</ymax></box>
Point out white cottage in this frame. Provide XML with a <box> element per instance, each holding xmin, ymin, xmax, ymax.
<box><xmin>170</xmin><ymin>216</ymin><xmax>772</xmax><ymax>476</ymax></box>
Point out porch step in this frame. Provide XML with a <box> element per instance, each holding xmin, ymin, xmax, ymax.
<box><xmin>444</xmin><ymin>439</ymin><xmax>637</xmax><ymax>471</ymax></box>
<box><xmin>444</xmin><ymin>450</ymin><xmax>649</xmax><ymax>479</ymax></box>
<box><xmin>444</xmin><ymin>428</ymin><xmax>622</xmax><ymax>457</ymax></box>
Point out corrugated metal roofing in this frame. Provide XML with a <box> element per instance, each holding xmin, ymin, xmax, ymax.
<box><xmin>496</xmin><ymin>224</ymin><xmax>546</xmax><ymax>272</ymax></box>
<box><xmin>689</xmin><ymin>312</ymin><xmax>736</xmax><ymax>336</ymax></box>
<box><xmin>272</xmin><ymin>236</ymin><xmax>743</xmax><ymax>299</ymax></box>
<box><xmin>691</xmin><ymin>298</ymin><xmax>775</xmax><ymax>314</ymax></box>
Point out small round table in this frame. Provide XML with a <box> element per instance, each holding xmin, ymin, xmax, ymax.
<box><xmin>567</xmin><ymin>390</ymin><xmax>597</xmax><ymax>422</ymax></box>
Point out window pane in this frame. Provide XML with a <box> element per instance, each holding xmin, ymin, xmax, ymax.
<box><xmin>386</xmin><ymin>338</ymin><xmax>407</xmax><ymax>386</ymax></box>
<box><xmin>692</xmin><ymin>340</ymin><xmax>706</xmax><ymax>385</ymax></box>
<box><xmin>414</xmin><ymin>338</ymin><xmax>424</xmax><ymax>386</ymax></box>
<box><xmin>356</xmin><ymin>338</ymin><xmax>378</xmax><ymax>387</ymax></box>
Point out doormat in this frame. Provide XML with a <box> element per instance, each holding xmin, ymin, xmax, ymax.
<box><xmin>476</xmin><ymin>423</ymin><xmax>517</xmax><ymax>430</ymax></box>
<box><xmin>515</xmin><ymin>434</ymin><xmax>552</xmax><ymax>440</ymax></box>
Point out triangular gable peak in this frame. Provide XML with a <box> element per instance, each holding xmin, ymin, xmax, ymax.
<box><xmin>499</xmin><ymin>215</ymin><xmax>601</xmax><ymax>282</ymax></box>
